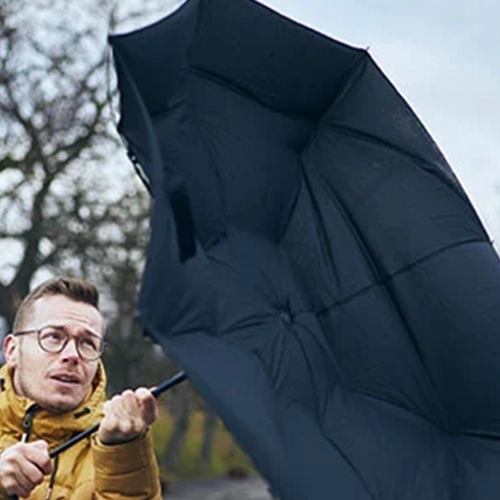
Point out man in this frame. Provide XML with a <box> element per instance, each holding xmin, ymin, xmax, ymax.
<box><xmin>0</xmin><ymin>277</ymin><xmax>162</xmax><ymax>499</ymax></box>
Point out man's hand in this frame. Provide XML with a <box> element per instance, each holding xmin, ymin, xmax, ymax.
<box><xmin>0</xmin><ymin>441</ymin><xmax>53</xmax><ymax>498</ymax></box>
<box><xmin>97</xmin><ymin>387</ymin><xmax>158</xmax><ymax>445</ymax></box>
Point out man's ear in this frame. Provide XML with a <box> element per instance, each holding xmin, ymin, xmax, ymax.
<box><xmin>3</xmin><ymin>334</ymin><xmax>19</xmax><ymax>367</ymax></box>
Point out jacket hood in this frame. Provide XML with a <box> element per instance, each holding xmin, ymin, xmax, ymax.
<box><xmin>0</xmin><ymin>362</ymin><xmax>106</xmax><ymax>448</ymax></box>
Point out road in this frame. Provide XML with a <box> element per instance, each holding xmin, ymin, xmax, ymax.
<box><xmin>163</xmin><ymin>475</ymin><xmax>274</xmax><ymax>500</ymax></box>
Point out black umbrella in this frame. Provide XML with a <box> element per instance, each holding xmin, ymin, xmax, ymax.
<box><xmin>109</xmin><ymin>0</ymin><xmax>500</xmax><ymax>499</ymax></box>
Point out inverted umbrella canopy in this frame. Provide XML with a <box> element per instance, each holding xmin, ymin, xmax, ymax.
<box><xmin>109</xmin><ymin>1</ymin><xmax>500</xmax><ymax>499</ymax></box>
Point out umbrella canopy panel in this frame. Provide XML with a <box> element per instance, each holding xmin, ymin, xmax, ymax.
<box><xmin>110</xmin><ymin>1</ymin><xmax>500</xmax><ymax>499</ymax></box>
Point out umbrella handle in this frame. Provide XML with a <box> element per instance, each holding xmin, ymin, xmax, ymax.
<box><xmin>49</xmin><ymin>370</ymin><xmax>187</xmax><ymax>459</ymax></box>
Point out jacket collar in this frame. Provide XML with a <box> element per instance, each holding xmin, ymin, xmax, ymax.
<box><xmin>0</xmin><ymin>362</ymin><xmax>106</xmax><ymax>446</ymax></box>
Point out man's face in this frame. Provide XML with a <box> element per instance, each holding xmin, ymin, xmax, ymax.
<box><xmin>3</xmin><ymin>294</ymin><xmax>103</xmax><ymax>413</ymax></box>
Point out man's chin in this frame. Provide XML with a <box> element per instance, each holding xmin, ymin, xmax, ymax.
<box><xmin>42</xmin><ymin>395</ymin><xmax>84</xmax><ymax>414</ymax></box>
<box><xmin>19</xmin><ymin>381</ymin><xmax>85</xmax><ymax>414</ymax></box>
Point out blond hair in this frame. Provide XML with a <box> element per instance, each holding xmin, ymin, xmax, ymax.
<box><xmin>13</xmin><ymin>277</ymin><xmax>100</xmax><ymax>332</ymax></box>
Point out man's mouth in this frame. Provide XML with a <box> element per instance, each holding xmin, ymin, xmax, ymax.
<box><xmin>51</xmin><ymin>374</ymin><xmax>80</xmax><ymax>384</ymax></box>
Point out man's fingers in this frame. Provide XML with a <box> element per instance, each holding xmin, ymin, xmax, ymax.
<box><xmin>108</xmin><ymin>388</ymin><xmax>157</xmax><ymax>422</ymax></box>
<box><xmin>0</xmin><ymin>461</ymin><xmax>32</xmax><ymax>497</ymax></box>
<box><xmin>135</xmin><ymin>387</ymin><xmax>158</xmax><ymax>425</ymax></box>
<box><xmin>27</xmin><ymin>441</ymin><xmax>53</xmax><ymax>475</ymax></box>
<box><xmin>120</xmin><ymin>389</ymin><xmax>143</xmax><ymax>416</ymax></box>
<box><xmin>16</xmin><ymin>461</ymin><xmax>45</xmax><ymax>491</ymax></box>
<box><xmin>135</xmin><ymin>387</ymin><xmax>154</xmax><ymax>400</ymax></box>
<box><xmin>0</xmin><ymin>441</ymin><xmax>52</xmax><ymax>498</ymax></box>
<box><xmin>98</xmin><ymin>387</ymin><xmax>159</xmax><ymax>444</ymax></box>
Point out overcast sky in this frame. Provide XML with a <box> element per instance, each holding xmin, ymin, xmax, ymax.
<box><xmin>115</xmin><ymin>0</ymin><xmax>500</xmax><ymax>244</ymax></box>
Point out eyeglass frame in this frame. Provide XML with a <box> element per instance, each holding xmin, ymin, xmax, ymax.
<box><xmin>12</xmin><ymin>325</ymin><xmax>106</xmax><ymax>361</ymax></box>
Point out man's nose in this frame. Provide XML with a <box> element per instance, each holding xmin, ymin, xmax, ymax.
<box><xmin>60</xmin><ymin>338</ymin><xmax>80</xmax><ymax>359</ymax></box>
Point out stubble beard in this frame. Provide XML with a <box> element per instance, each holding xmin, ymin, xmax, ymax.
<box><xmin>14</xmin><ymin>361</ymin><xmax>82</xmax><ymax>415</ymax></box>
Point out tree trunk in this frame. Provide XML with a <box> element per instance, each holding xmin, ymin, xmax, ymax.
<box><xmin>162</xmin><ymin>388</ymin><xmax>193</xmax><ymax>473</ymax></box>
<box><xmin>200</xmin><ymin>409</ymin><xmax>218</xmax><ymax>470</ymax></box>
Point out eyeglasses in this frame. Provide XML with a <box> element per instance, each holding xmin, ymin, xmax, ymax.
<box><xmin>13</xmin><ymin>326</ymin><xmax>105</xmax><ymax>361</ymax></box>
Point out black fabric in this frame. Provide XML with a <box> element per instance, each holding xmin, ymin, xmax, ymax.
<box><xmin>109</xmin><ymin>1</ymin><xmax>500</xmax><ymax>498</ymax></box>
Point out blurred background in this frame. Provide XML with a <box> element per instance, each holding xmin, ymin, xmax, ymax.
<box><xmin>1</xmin><ymin>0</ymin><xmax>498</xmax><ymax>497</ymax></box>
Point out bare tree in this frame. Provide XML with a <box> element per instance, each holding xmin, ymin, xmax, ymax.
<box><xmin>200</xmin><ymin>406</ymin><xmax>218</xmax><ymax>470</ymax></box>
<box><xmin>0</xmin><ymin>0</ymin><xmax>124</xmax><ymax>324</ymax></box>
<box><xmin>0</xmin><ymin>0</ymin><xmax>182</xmax><ymax>394</ymax></box>
<box><xmin>161</xmin><ymin>385</ymin><xmax>195</xmax><ymax>473</ymax></box>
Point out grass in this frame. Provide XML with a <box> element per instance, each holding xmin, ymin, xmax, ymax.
<box><xmin>151</xmin><ymin>409</ymin><xmax>255</xmax><ymax>481</ymax></box>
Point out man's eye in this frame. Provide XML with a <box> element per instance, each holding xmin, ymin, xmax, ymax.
<box><xmin>43</xmin><ymin>330</ymin><xmax>64</xmax><ymax>342</ymax></box>
<box><xmin>80</xmin><ymin>337</ymin><xmax>98</xmax><ymax>350</ymax></box>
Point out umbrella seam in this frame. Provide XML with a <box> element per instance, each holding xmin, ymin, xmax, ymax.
<box><xmin>322</xmin><ymin>434</ymin><xmax>379</xmax><ymax>500</ymax></box>
<box><xmin>320</xmin><ymin>125</ymin><xmax>487</xmax><ymax>240</ymax></box>
<box><xmin>188</xmin><ymin>66</ymin><xmax>319</xmax><ymax>122</ymax></box>
<box><xmin>311</xmin><ymin>171</ymin><xmax>459</xmax><ymax>429</ymax></box>
<box><xmin>313</xmin><ymin>236</ymin><xmax>488</xmax><ymax>316</ymax></box>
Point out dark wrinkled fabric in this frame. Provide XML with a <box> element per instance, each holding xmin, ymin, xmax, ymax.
<box><xmin>109</xmin><ymin>1</ymin><xmax>500</xmax><ymax>498</ymax></box>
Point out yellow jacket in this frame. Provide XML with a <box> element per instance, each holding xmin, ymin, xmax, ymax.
<box><xmin>0</xmin><ymin>364</ymin><xmax>162</xmax><ymax>500</ymax></box>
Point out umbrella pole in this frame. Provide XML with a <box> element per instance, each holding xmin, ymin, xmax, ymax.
<box><xmin>49</xmin><ymin>370</ymin><xmax>187</xmax><ymax>459</ymax></box>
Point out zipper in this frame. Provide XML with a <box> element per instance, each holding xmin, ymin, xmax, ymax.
<box><xmin>21</xmin><ymin>404</ymin><xmax>39</xmax><ymax>443</ymax></box>
<box><xmin>19</xmin><ymin>405</ymin><xmax>59</xmax><ymax>500</ymax></box>
<box><xmin>9</xmin><ymin>406</ymin><xmax>40</xmax><ymax>500</ymax></box>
